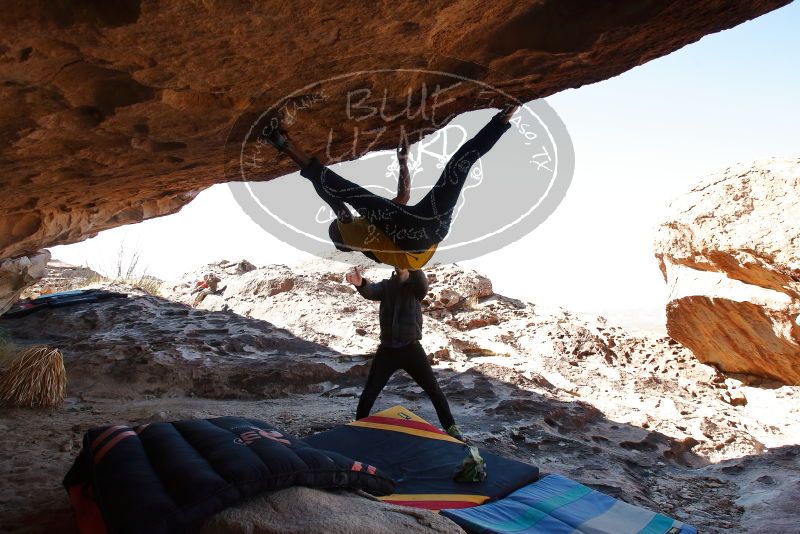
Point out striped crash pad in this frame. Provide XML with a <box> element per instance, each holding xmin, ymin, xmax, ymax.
<box><xmin>304</xmin><ymin>406</ymin><xmax>539</xmax><ymax>511</ymax></box>
<box><xmin>441</xmin><ymin>474</ymin><xmax>698</xmax><ymax>534</ymax></box>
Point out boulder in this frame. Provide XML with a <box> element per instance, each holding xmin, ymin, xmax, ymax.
<box><xmin>0</xmin><ymin>286</ymin><xmax>368</xmax><ymax>399</ymax></box>
<box><xmin>654</xmin><ymin>158</ymin><xmax>800</xmax><ymax>384</ymax></box>
<box><xmin>225</xmin><ymin>268</ymin><xmax>295</xmax><ymax>299</ymax></box>
<box><xmin>168</xmin><ymin>262</ymin><xmax>295</xmax><ymax>307</ymax></box>
<box><xmin>425</xmin><ymin>265</ymin><xmax>493</xmax><ymax>310</ymax></box>
<box><xmin>200</xmin><ymin>487</ymin><xmax>464</xmax><ymax>534</ymax></box>
<box><xmin>0</xmin><ymin>250</ymin><xmax>50</xmax><ymax>315</ymax></box>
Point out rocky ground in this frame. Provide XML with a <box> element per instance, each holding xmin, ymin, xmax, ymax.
<box><xmin>1</xmin><ymin>257</ymin><xmax>799</xmax><ymax>533</ymax></box>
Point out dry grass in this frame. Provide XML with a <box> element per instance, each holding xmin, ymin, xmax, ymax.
<box><xmin>80</xmin><ymin>243</ymin><xmax>163</xmax><ymax>296</ymax></box>
<box><xmin>106</xmin><ymin>243</ymin><xmax>162</xmax><ymax>295</ymax></box>
<box><xmin>128</xmin><ymin>276</ymin><xmax>163</xmax><ymax>296</ymax></box>
<box><xmin>0</xmin><ymin>330</ymin><xmax>16</xmax><ymax>370</ymax></box>
<box><xmin>0</xmin><ymin>346</ymin><xmax>67</xmax><ymax>408</ymax></box>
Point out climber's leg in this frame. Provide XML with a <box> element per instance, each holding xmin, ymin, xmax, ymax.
<box><xmin>258</xmin><ymin>123</ymin><xmax>352</xmax><ymax>223</ymax></box>
<box><xmin>414</xmin><ymin>106</ymin><xmax>517</xmax><ymax>224</ymax></box>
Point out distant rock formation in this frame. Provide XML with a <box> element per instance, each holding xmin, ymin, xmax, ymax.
<box><xmin>0</xmin><ymin>1</ymin><xmax>790</xmax><ymax>260</ymax></box>
<box><xmin>22</xmin><ymin>259</ymin><xmax>100</xmax><ymax>296</ymax></box>
<box><xmin>655</xmin><ymin>158</ymin><xmax>800</xmax><ymax>384</ymax></box>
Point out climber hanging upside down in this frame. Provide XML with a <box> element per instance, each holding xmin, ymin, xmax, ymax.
<box><xmin>261</xmin><ymin>104</ymin><xmax>518</xmax><ymax>270</ymax></box>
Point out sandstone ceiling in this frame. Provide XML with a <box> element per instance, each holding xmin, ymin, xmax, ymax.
<box><xmin>0</xmin><ymin>0</ymin><xmax>791</xmax><ymax>260</ymax></box>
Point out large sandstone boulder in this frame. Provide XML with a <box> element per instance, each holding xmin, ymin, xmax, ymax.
<box><xmin>0</xmin><ymin>1</ymin><xmax>790</xmax><ymax>260</ymax></box>
<box><xmin>0</xmin><ymin>250</ymin><xmax>49</xmax><ymax>315</ymax></box>
<box><xmin>0</xmin><ymin>283</ymin><xmax>370</xmax><ymax>399</ymax></box>
<box><xmin>654</xmin><ymin>158</ymin><xmax>800</xmax><ymax>384</ymax></box>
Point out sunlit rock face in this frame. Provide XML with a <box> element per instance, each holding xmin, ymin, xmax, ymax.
<box><xmin>0</xmin><ymin>0</ymin><xmax>790</xmax><ymax>260</ymax></box>
<box><xmin>0</xmin><ymin>250</ymin><xmax>49</xmax><ymax>315</ymax></box>
<box><xmin>655</xmin><ymin>158</ymin><xmax>800</xmax><ymax>385</ymax></box>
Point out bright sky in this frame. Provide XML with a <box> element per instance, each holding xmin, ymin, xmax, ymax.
<box><xmin>53</xmin><ymin>3</ymin><xmax>800</xmax><ymax>329</ymax></box>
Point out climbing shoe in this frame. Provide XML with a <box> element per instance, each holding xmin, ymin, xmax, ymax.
<box><xmin>494</xmin><ymin>103</ymin><xmax>519</xmax><ymax>124</ymax></box>
<box><xmin>453</xmin><ymin>445</ymin><xmax>487</xmax><ymax>483</ymax></box>
<box><xmin>258</xmin><ymin>119</ymin><xmax>289</xmax><ymax>151</ymax></box>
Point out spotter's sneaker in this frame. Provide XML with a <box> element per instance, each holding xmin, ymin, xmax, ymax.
<box><xmin>446</xmin><ymin>424</ymin><xmax>464</xmax><ymax>441</ymax></box>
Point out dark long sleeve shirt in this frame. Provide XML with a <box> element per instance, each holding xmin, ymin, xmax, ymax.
<box><xmin>356</xmin><ymin>270</ymin><xmax>428</xmax><ymax>347</ymax></box>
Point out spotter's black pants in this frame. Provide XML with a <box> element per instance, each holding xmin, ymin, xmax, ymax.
<box><xmin>356</xmin><ymin>341</ymin><xmax>455</xmax><ymax>430</ymax></box>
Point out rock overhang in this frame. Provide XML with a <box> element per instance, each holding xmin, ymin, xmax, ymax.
<box><xmin>0</xmin><ymin>0</ymin><xmax>792</xmax><ymax>261</ymax></box>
